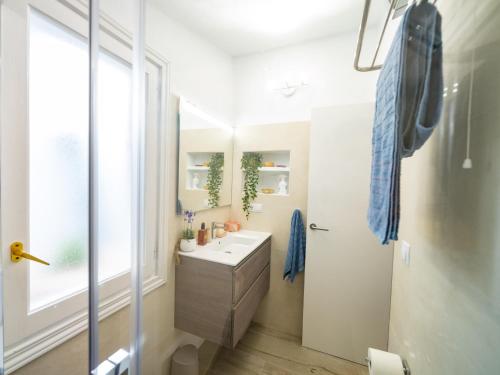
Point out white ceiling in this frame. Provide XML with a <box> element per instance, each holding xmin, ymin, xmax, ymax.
<box><xmin>150</xmin><ymin>0</ymin><xmax>387</xmax><ymax>56</ymax></box>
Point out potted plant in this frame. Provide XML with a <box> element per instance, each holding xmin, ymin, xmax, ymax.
<box><xmin>180</xmin><ymin>210</ymin><xmax>196</xmax><ymax>252</ymax></box>
<box><xmin>241</xmin><ymin>152</ymin><xmax>263</xmax><ymax>219</ymax></box>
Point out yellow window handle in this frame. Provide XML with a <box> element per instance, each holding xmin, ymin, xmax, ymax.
<box><xmin>10</xmin><ymin>242</ymin><xmax>50</xmax><ymax>266</ymax></box>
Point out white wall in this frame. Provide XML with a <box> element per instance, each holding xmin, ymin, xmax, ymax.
<box><xmin>144</xmin><ymin>4</ymin><xmax>234</xmax><ymax>124</ymax></box>
<box><xmin>101</xmin><ymin>0</ymin><xmax>234</xmax><ymax>124</ymax></box>
<box><xmin>234</xmin><ymin>31</ymin><xmax>380</xmax><ymax>126</ymax></box>
<box><xmin>389</xmin><ymin>1</ymin><xmax>500</xmax><ymax>374</ymax></box>
<box><xmin>230</xmin><ymin>123</ymin><xmax>310</xmax><ymax>337</ymax></box>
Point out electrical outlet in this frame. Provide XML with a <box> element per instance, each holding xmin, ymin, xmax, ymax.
<box><xmin>250</xmin><ymin>203</ymin><xmax>263</xmax><ymax>213</ymax></box>
<box><xmin>401</xmin><ymin>241</ymin><xmax>411</xmax><ymax>266</ymax></box>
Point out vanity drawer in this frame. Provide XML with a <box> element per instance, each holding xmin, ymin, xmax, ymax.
<box><xmin>233</xmin><ymin>239</ymin><xmax>271</xmax><ymax>303</ymax></box>
<box><xmin>231</xmin><ymin>265</ymin><xmax>270</xmax><ymax>348</ymax></box>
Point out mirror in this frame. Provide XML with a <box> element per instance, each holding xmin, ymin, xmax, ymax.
<box><xmin>177</xmin><ymin>98</ymin><xmax>234</xmax><ymax>212</ymax></box>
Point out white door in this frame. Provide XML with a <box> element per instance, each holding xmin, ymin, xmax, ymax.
<box><xmin>302</xmin><ymin>104</ymin><xmax>394</xmax><ymax>365</ymax></box>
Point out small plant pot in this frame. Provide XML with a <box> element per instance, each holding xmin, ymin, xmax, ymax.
<box><xmin>180</xmin><ymin>239</ymin><xmax>197</xmax><ymax>252</ymax></box>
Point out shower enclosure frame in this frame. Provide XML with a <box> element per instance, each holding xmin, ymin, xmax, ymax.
<box><xmin>0</xmin><ymin>0</ymin><xmax>170</xmax><ymax>373</ymax></box>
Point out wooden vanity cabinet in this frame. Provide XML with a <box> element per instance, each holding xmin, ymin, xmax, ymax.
<box><xmin>175</xmin><ymin>238</ymin><xmax>271</xmax><ymax>348</ymax></box>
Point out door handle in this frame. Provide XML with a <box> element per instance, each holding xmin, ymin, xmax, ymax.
<box><xmin>309</xmin><ymin>223</ymin><xmax>329</xmax><ymax>232</ymax></box>
<box><xmin>10</xmin><ymin>242</ymin><xmax>50</xmax><ymax>265</ymax></box>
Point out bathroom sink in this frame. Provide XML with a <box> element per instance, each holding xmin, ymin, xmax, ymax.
<box><xmin>214</xmin><ymin>233</ymin><xmax>259</xmax><ymax>247</ymax></box>
<box><xmin>180</xmin><ymin>230</ymin><xmax>271</xmax><ymax>266</ymax></box>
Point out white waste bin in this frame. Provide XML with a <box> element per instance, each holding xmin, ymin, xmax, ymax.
<box><xmin>171</xmin><ymin>344</ymin><xmax>199</xmax><ymax>375</ymax></box>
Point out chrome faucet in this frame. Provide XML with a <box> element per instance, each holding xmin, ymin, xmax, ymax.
<box><xmin>211</xmin><ymin>222</ymin><xmax>225</xmax><ymax>239</ymax></box>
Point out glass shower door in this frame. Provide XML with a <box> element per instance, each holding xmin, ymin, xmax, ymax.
<box><xmin>89</xmin><ymin>0</ymin><xmax>147</xmax><ymax>373</ymax></box>
<box><xmin>0</xmin><ymin>0</ymin><xmax>150</xmax><ymax>373</ymax></box>
<box><xmin>90</xmin><ymin>0</ymin><xmax>146</xmax><ymax>373</ymax></box>
<box><xmin>0</xmin><ymin>3</ymin><xmax>5</xmax><ymax>375</ymax></box>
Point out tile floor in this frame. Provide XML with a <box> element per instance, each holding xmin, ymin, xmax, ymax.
<box><xmin>207</xmin><ymin>323</ymin><xmax>369</xmax><ymax>375</ymax></box>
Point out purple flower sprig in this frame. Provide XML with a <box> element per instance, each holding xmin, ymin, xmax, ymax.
<box><xmin>183</xmin><ymin>210</ymin><xmax>196</xmax><ymax>230</ymax></box>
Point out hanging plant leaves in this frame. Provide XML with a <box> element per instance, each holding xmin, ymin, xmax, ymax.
<box><xmin>207</xmin><ymin>153</ymin><xmax>224</xmax><ymax>208</ymax></box>
<box><xmin>241</xmin><ymin>152</ymin><xmax>263</xmax><ymax>219</ymax></box>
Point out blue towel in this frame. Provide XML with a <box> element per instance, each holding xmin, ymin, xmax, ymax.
<box><xmin>283</xmin><ymin>209</ymin><xmax>306</xmax><ymax>283</ymax></box>
<box><xmin>368</xmin><ymin>3</ymin><xmax>443</xmax><ymax>245</ymax></box>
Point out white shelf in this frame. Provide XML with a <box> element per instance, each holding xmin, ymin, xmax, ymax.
<box><xmin>185</xmin><ymin>152</ymin><xmax>225</xmax><ymax>190</ymax></box>
<box><xmin>258</xmin><ymin>167</ymin><xmax>290</xmax><ymax>172</ymax></box>
<box><xmin>258</xmin><ymin>192</ymin><xmax>289</xmax><ymax>197</ymax></box>
<box><xmin>187</xmin><ymin>166</ymin><xmax>209</xmax><ymax>171</ymax></box>
<box><xmin>242</xmin><ymin>150</ymin><xmax>291</xmax><ymax>197</ymax></box>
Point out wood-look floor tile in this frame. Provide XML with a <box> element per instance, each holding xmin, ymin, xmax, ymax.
<box><xmin>209</xmin><ymin>347</ymin><xmax>265</xmax><ymax>374</ymax></box>
<box><xmin>208</xmin><ymin>323</ymin><xmax>368</xmax><ymax>375</ymax></box>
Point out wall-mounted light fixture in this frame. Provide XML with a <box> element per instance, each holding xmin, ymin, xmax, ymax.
<box><xmin>272</xmin><ymin>80</ymin><xmax>309</xmax><ymax>97</ymax></box>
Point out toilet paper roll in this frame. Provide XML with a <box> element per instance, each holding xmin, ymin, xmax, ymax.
<box><xmin>367</xmin><ymin>348</ymin><xmax>405</xmax><ymax>375</ymax></box>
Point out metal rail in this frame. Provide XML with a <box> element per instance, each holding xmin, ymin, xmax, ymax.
<box><xmin>354</xmin><ymin>0</ymin><xmax>437</xmax><ymax>72</ymax></box>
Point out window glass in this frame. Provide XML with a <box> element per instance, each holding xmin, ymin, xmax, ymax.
<box><xmin>29</xmin><ymin>11</ymin><xmax>133</xmax><ymax>310</ymax></box>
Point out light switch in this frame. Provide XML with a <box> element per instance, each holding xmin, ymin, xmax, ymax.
<box><xmin>250</xmin><ymin>203</ymin><xmax>263</xmax><ymax>213</ymax></box>
<box><xmin>401</xmin><ymin>241</ymin><xmax>411</xmax><ymax>266</ymax></box>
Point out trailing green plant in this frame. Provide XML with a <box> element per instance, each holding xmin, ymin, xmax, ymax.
<box><xmin>241</xmin><ymin>152</ymin><xmax>263</xmax><ymax>219</ymax></box>
<box><xmin>207</xmin><ymin>153</ymin><xmax>224</xmax><ymax>208</ymax></box>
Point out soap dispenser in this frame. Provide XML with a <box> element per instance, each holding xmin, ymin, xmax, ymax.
<box><xmin>197</xmin><ymin>222</ymin><xmax>208</xmax><ymax>246</ymax></box>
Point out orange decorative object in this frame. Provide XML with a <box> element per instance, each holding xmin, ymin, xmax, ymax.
<box><xmin>224</xmin><ymin>221</ymin><xmax>241</xmax><ymax>232</ymax></box>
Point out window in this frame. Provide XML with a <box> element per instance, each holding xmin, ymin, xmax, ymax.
<box><xmin>29</xmin><ymin>12</ymin><xmax>136</xmax><ymax>310</ymax></box>
<box><xmin>0</xmin><ymin>2</ymin><xmax>168</xmax><ymax>370</ymax></box>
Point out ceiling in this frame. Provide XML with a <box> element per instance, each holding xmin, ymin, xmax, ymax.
<box><xmin>150</xmin><ymin>0</ymin><xmax>388</xmax><ymax>56</ymax></box>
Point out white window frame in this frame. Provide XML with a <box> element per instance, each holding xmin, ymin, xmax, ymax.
<box><xmin>1</xmin><ymin>0</ymin><xmax>170</xmax><ymax>372</ymax></box>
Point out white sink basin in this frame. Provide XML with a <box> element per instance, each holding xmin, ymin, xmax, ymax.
<box><xmin>223</xmin><ymin>234</ymin><xmax>258</xmax><ymax>246</ymax></box>
<box><xmin>180</xmin><ymin>230</ymin><xmax>271</xmax><ymax>266</ymax></box>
